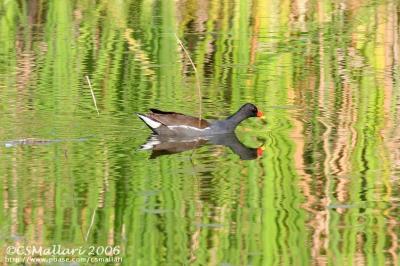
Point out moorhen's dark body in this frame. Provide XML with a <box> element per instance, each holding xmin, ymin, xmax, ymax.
<box><xmin>137</xmin><ymin>103</ymin><xmax>263</xmax><ymax>137</ymax></box>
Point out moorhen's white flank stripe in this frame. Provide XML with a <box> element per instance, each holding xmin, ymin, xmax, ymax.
<box><xmin>167</xmin><ymin>125</ymin><xmax>210</xmax><ymax>131</ymax></box>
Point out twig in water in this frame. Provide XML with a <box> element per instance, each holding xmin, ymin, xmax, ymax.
<box><xmin>85</xmin><ymin>75</ymin><xmax>100</xmax><ymax>116</ymax></box>
<box><xmin>85</xmin><ymin>207</ymin><xmax>97</xmax><ymax>242</ymax></box>
<box><xmin>175</xmin><ymin>33</ymin><xmax>202</xmax><ymax>125</ymax></box>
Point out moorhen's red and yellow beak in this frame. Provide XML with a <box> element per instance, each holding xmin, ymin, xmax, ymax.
<box><xmin>257</xmin><ymin>147</ymin><xmax>264</xmax><ymax>157</ymax></box>
<box><xmin>257</xmin><ymin>110</ymin><xmax>263</xmax><ymax>118</ymax></box>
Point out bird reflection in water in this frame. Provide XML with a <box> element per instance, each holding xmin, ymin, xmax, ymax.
<box><xmin>140</xmin><ymin>133</ymin><xmax>264</xmax><ymax>160</ymax></box>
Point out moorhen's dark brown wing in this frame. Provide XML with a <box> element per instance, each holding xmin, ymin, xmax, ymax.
<box><xmin>147</xmin><ymin>109</ymin><xmax>210</xmax><ymax>129</ymax></box>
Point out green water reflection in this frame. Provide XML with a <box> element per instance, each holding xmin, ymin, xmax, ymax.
<box><xmin>0</xmin><ymin>0</ymin><xmax>399</xmax><ymax>265</ymax></box>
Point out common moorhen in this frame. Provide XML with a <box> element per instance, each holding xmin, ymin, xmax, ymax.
<box><xmin>137</xmin><ymin>103</ymin><xmax>263</xmax><ymax>137</ymax></box>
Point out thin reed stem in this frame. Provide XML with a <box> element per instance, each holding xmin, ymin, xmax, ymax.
<box><xmin>175</xmin><ymin>33</ymin><xmax>202</xmax><ymax>125</ymax></box>
<box><xmin>85</xmin><ymin>75</ymin><xmax>100</xmax><ymax>116</ymax></box>
<box><xmin>85</xmin><ymin>207</ymin><xmax>97</xmax><ymax>242</ymax></box>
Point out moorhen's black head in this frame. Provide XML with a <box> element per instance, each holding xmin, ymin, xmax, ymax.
<box><xmin>239</xmin><ymin>103</ymin><xmax>263</xmax><ymax>118</ymax></box>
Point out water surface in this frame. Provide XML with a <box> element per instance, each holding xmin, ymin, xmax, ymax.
<box><xmin>0</xmin><ymin>0</ymin><xmax>399</xmax><ymax>265</ymax></box>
